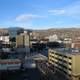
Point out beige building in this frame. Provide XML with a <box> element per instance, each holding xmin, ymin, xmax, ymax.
<box><xmin>48</xmin><ymin>48</ymin><xmax>80</xmax><ymax>80</ymax></box>
<box><xmin>16</xmin><ymin>31</ymin><xmax>30</xmax><ymax>53</ymax></box>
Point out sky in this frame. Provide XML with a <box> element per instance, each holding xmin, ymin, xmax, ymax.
<box><xmin>0</xmin><ymin>0</ymin><xmax>80</xmax><ymax>29</ymax></box>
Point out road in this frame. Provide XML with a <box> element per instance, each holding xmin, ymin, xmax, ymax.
<box><xmin>0</xmin><ymin>68</ymin><xmax>47</xmax><ymax>80</ymax></box>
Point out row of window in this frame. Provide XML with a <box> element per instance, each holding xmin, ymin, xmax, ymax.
<box><xmin>49</xmin><ymin>58</ymin><xmax>72</xmax><ymax>78</ymax></box>
<box><xmin>52</xmin><ymin>60</ymin><xmax>71</xmax><ymax>71</ymax></box>
<box><xmin>56</xmin><ymin>65</ymin><xmax>72</xmax><ymax>78</ymax></box>
<box><xmin>49</xmin><ymin>54</ymin><xmax>72</xmax><ymax>65</ymax></box>
<box><xmin>49</xmin><ymin>51</ymin><xmax>72</xmax><ymax>59</ymax></box>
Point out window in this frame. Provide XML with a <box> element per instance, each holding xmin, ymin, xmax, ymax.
<box><xmin>64</xmin><ymin>55</ymin><xmax>67</xmax><ymax>58</ymax></box>
<box><xmin>69</xmin><ymin>62</ymin><xmax>71</xmax><ymax>65</ymax></box>
<box><xmin>59</xmin><ymin>54</ymin><xmax>62</xmax><ymax>56</ymax></box>
<box><xmin>69</xmin><ymin>57</ymin><xmax>71</xmax><ymax>59</ymax></box>
<box><xmin>63</xmin><ymin>60</ymin><xmax>67</xmax><ymax>63</ymax></box>
<box><xmin>68</xmin><ymin>74</ymin><xmax>71</xmax><ymax>77</ymax></box>
<box><xmin>69</xmin><ymin>68</ymin><xmax>72</xmax><ymax>71</ymax></box>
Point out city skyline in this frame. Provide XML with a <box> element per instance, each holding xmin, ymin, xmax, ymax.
<box><xmin>0</xmin><ymin>0</ymin><xmax>80</xmax><ymax>29</ymax></box>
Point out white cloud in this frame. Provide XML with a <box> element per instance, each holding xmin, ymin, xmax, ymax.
<box><xmin>48</xmin><ymin>1</ymin><xmax>80</xmax><ymax>19</ymax></box>
<box><xmin>48</xmin><ymin>9</ymin><xmax>66</xmax><ymax>15</ymax></box>
<box><xmin>14</xmin><ymin>13</ymin><xmax>47</xmax><ymax>29</ymax></box>
<box><xmin>16</xmin><ymin>14</ymin><xmax>46</xmax><ymax>22</ymax></box>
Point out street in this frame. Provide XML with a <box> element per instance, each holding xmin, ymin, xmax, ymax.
<box><xmin>0</xmin><ymin>68</ymin><xmax>47</xmax><ymax>80</ymax></box>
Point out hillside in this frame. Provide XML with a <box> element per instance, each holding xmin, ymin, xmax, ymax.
<box><xmin>32</xmin><ymin>28</ymin><xmax>80</xmax><ymax>39</ymax></box>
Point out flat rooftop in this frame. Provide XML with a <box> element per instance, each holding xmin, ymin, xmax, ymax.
<box><xmin>50</xmin><ymin>48</ymin><xmax>80</xmax><ymax>55</ymax></box>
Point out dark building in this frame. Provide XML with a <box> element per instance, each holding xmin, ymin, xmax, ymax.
<box><xmin>8</xmin><ymin>27</ymin><xmax>24</xmax><ymax>47</ymax></box>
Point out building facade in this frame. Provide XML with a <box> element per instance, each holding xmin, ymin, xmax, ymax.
<box><xmin>0</xmin><ymin>35</ymin><xmax>9</xmax><ymax>44</ymax></box>
<box><xmin>49</xmin><ymin>34</ymin><xmax>59</xmax><ymax>42</ymax></box>
<box><xmin>48</xmin><ymin>48</ymin><xmax>80</xmax><ymax>80</ymax></box>
<box><xmin>16</xmin><ymin>32</ymin><xmax>30</xmax><ymax>53</ymax></box>
<box><xmin>0</xmin><ymin>59</ymin><xmax>21</xmax><ymax>70</ymax></box>
<box><xmin>9</xmin><ymin>27</ymin><xmax>24</xmax><ymax>47</ymax></box>
<box><xmin>71</xmin><ymin>37</ymin><xmax>80</xmax><ymax>49</ymax></box>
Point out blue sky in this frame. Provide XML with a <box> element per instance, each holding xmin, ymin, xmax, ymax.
<box><xmin>0</xmin><ymin>0</ymin><xmax>80</xmax><ymax>29</ymax></box>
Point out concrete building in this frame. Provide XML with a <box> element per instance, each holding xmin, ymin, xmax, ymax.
<box><xmin>16</xmin><ymin>31</ymin><xmax>30</xmax><ymax>53</ymax></box>
<box><xmin>9</xmin><ymin>27</ymin><xmax>24</xmax><ymax>47</ymax></box>
<box><xmin>0</xmin><ymin>35</ymin><xmax>9</xmax><ymax>44</ymax></box>
<box><xmin>71</xmin><ymin>37</ymin><xmax>80</xmax><ymax>49</ymax></box>
<box><xmin>0</xmin><ymin>59</ymin><xmax>21</xmax><ymax>70</ymax></box>
<box><xmin>49</xmin><ymin>34</ymin><xmax>59</xmax><ymax>42</ymax></box>
<box><xmin>63</xmin><ymin>37</ymin><xmax>72</xmax><ymax>48</ymax></box>
<box><xmin>48</xmin><ymin>48</ymin><xmax>80</xmax><ymax>80</ymax></box>
<box><xmin>0</xmin><ymin>35</ymin><xmax>10</xmax><ymax>48</ymax></box>
<box><xmin>63</xmin><ymin>38</ymin><xmax>72</xmax><ymax>44</ymax></box>
<box><xmin>49</xmin><ymin>34</ymin><xmax>62</xmax><ymax>43</ymax></box>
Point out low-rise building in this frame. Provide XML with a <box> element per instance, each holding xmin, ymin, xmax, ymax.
<box><xmin>71</xmin><ymin>37</ymin><xmax>80</xmax><ymax>49</ymax></box>
<box><xmin>0</xmin><ymin>59</ymin><xmax>21</xmax><ymax>70</ymax></box>
<box><xmin>49</xmin><ymin>34</ymin><xmax>59</xmax><ymax>42</ymax></box>
<box><xmin>48</xmin><ymin>48</ymin><xmax>80</xmax><ymax>80</ymax></box>
<box><xmin>63</xmin><ymin>38</ymin><xmax>72</xmax><ymax>44</ymax></box>
<box><xmin>63</xmin><ymin>37</ymin><xmax>72</xmax><ymax>48</ymax></box>
<box><xmin>0</xmin><ymin>51</ymin><xmax>21</xmax><ymax>71</ymax></box>
<box><xmin>0</xmin><ymin>35</ymin><xmax>9</xmax><ymax>44</ymax></box>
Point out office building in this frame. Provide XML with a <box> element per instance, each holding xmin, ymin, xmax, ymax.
<box><xmin>9</xmin><ymin>27</ymin><xmax>24</xmax><ymax>38</ymax></box>
<box><xmin>9</xmin><ymin>27</ymin><xmax>24</xmax><ymax>47</ymax></box>
<box><xmin>16</xmin><ymin>31</ymin><xmax>30</xmax><ymax>53</ymax></box>
<box><xmin>48</xmin><ymin>48</ymin><xmax>80</xmax><ymax>80</ymax></box>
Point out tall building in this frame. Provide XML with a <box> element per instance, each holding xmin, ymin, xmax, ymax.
<box><xmin>8</xmin><ymin>27</ymin><xmax>24</xmax><ymax>47</ymax></box>
<box><xmin>16</xmin><ymin>31</ymin><xmax>30</xmax><ymax>53</ymax></box>
<box><xmin>9</xmin><ymin>27</ymin><xmax>24</xmax><ymax>38</ymax></box>
<box><xmin>48</xmin><ymin>48</ymin><xmax>80</xmax><ymax>80</ymax></box>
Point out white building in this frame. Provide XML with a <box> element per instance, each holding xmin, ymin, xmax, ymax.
<box><xmin>63</xmin><ymin>37</ymin><xmax>72</xmax><ymax>44</ymax></box>
<box><xmin>49</xmin><ymin>34</ymin><xmax>62</xmax><ymax>43</ymax></box>
<box><xmin>0</xmin><ymin>36</ymin><xmax>9</xmax><ymax>44</ymax></box>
